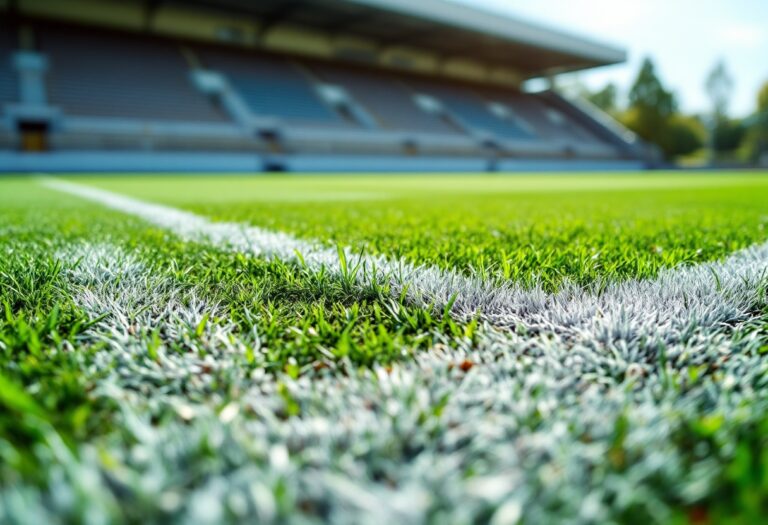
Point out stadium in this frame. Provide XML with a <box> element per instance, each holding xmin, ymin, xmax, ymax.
<box><xmin>2</xmin><ymin>1</ymin><xmax>768</xmax><ymax>524</ymax></box>
<box><xmin>1</xmin><ymin>0</ymin><xmax>651</xmax><ymax>172</ymax></box>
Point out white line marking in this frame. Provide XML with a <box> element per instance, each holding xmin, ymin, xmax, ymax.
<box><xmin>57</xmin><ymin>244</ymin><xmax>259</xmax><ymax>400</ymax></box>
<box><xmin>43</xmin><ymin>178</ymin><xmax>768</xmax><ymax>350</ymax></box>
<box><xmin>16</xmin><ymin>240</ymin><xmax>768</xmax><ymax>524</ymax></box>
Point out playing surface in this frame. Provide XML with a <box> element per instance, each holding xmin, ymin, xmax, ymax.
<box><xmin>2</xmin><ymin>172</ymin><xmax>768</xmax><ymax>523</ymax></box>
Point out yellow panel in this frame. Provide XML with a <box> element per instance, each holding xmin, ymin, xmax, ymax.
<box><xmin>263</xmin><ymin>25</ymin><xmax>334</xmax><ymax>58</ymax></box>
<box><xmin>443</xmin><ymin>58</ymin><xmax>488</xmax><ymax>82</ymax></box>
<box><xmin>489</xmin><ymin>67</ymin><xmax>523</xmax><ymax>87</ymax></box>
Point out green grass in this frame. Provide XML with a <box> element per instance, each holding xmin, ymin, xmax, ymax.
<box><xmin>2</xmin><ymin>172</ymin><xmax>768</xmax><ymax>524</ymax></box>
<box><xmin>83</xmin><ymin>172</ymin><xmax>768</xmax><ymax>290</ymax></box>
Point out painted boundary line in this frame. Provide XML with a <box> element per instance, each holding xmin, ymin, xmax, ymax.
<box><xmin>56</xmin><ymin>243</ymin><xmax>257</xmax><ymax>402</ymax></box>
<box><xmin>22</xmin><ymin>239</ymin><xmax>768</xmax><ymax>524</ymax></box>
<box><xmin>43</xmin><ymin>178</ymin><xmax>768</xmax><ymax>352</ymax></box>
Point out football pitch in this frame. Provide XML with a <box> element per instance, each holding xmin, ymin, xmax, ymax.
<box><xmin>2</xmin><ymin>171</ymin><xmax>768</xmax><ymax>523</ymax></box>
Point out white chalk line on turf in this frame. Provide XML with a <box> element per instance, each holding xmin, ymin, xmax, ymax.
<box><xmin>56</xmin><ymin>243</ymin><xmax>260</xmax><ymax>403</ymax></box>
<box><xmin>40</xmin><ymin>240</ymin><xmax>768</xmax><ymax>524</ymax></box>
<box><xmin>43</xmin><ymin>178</ymin><xmax>768</xmax><ymax>356</ymax></box>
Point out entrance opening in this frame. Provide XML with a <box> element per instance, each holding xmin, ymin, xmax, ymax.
<box><xmin>259</xmin><ymin>129</ymin><xmax>284</xmax><ymax>154</ymax></box>
<box><xmin>18</xmin><ymin>121</ymin><xmax>49</xmax><ymax>152</ymax></box>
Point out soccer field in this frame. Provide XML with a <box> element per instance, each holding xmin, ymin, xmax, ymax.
<box><xmin>2</xmin><ymin>172</ymin><xmax>768</xmax><ymax>523</ymax></box>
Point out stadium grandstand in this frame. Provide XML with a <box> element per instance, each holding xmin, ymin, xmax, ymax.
<box><xmin>0</xmin><ymin>0</ymin><xmax>653</xmax><ymax>172</ymax></box>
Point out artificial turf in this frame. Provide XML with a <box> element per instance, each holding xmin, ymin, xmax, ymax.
<box><xmin>1</xmin><ymin>172</ymin><xmax>768</xmax><ymax>524</ymax></box>
<box><xmin>83</xmin><ymin>172</ymin><xmax>768</xmax><ymax>289</ymax></box>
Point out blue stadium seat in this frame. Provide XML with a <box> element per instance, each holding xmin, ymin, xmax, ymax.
<box><xmin>481</xmin><ymin>88</ymin><xmax>602</xmax><ymax>143</ymax></box>
<box><xmin>199</xmin><ymin>48</ymin><xmax>343</xmax><ymax>124</ymax></box>
<box><xmin>311</xmin><ymin>65</ymin><xmax>462</xmax><ymax>135</ymax></box>
<box><xmin>39</xmin><ymin>26</ymin><xmax>227</xmax><ymax>123</ymax></box>
<box><xmin>0</xmin><ymin>23</ymin><xmax>17</xmax><ymax>105</ymax></box>
<box><xmin>405</xmin><ymin>78</ymin><xmax>534</xmax><ymax>140</ymax></box>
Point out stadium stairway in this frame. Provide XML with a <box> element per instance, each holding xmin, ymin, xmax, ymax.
<box><xmin>196</xmin><ymin>46</ymin><xmax>347</xmax><ymax>127</ymax></box>
<box><xmin>309</xmin><ymin>63</ymin><xmax>463</xmax><ymax>135</ymax></box>
<box><xmin>403</xmin><ymin>77</ymin><xmax>534</xmax><ymax>141</ymax></box>
<box><xmin>40</xmin><ymin>26</ymin><xmax>227</xmax><ymax>123</ymax></box>
<box><xmin>26</xmin><ymin>23</ymin><xmax>264</xmax><ymax>157</ymax></box>
<box><xmin>537</xmin><ymin>90</ymin><xmax>659</xmax><ymax>161</ymax></box>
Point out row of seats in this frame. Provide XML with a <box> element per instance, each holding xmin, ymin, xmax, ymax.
<box><xmin>0</xmin><ymin>23</ymin><xmax>16</xmax><ymax>106</ymax></box>
<box><xmin>403</xmin><ymin>76</ymin><xmax>533</xmax><ymax>140</ymax></box>
<box><xmin>310</xmin><ymin>64</ymin><xmax>461</xmax><ymax>135</ymax></box>
<box><xmin>198</xmin><ymin>47</ymin><xmax>344</xmax><ymax>125</ymax></box>
<box><xmin>40</xmin><ymin>27</ymin><xmax>227</xmax><ymax>123</ymax></box>
<box><xmin>0</xmin><ymin>22</ymin><xmax>623</xmax><ymax>158</ymax></box>
<box><xmin>482</xmin><ymin>88</ymin><xmax>599</xmax><ymax>143</ymax></box>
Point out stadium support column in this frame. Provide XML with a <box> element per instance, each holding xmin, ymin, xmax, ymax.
<box><xmin>13</xmin><ymin>51</ymin><xmax>48</xmax><ymax>107</ymax></box>
<box><xmin>11</xmin><ymin>51</ymin><xmax>59</xmax><ymax>153</ymax></box>
<box><xmin>545</xmin><ymin>75</ymin><xmax>558</xmax><ymax>91</ymax></box>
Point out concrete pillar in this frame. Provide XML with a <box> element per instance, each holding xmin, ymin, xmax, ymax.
<box><xmin>13</xmin><ymin>51</ymin><xmax>48</xmax><ymax>106</ymax></box>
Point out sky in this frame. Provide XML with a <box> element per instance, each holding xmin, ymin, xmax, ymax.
<box><xmin>454</xmin><ymin>0</ymin><xmax>768</xmax><ymax>117</ymax></box>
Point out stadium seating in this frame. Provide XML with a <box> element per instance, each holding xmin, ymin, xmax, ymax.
<box><xmin>0</xmin><ymin>23</ymin><xmax>17</xmax><ymax>151</ymax></box>
<box><xmin>0</xmin><ymin>22</ymin><xmax>17</xmax><ymax>107</ymax></box>
<box><xmin>40</xmin><ymin>26</ymin><xmax>226</xmax><ymax>123</ymax></box>
<box><xmin>0</xmin><ymin>16</ymin><xmax>647</xmax><ymax>171</ymax></box>
<box><xmin>198</xmin><ymin>47</ymin><xmax>344</xmax><ymax>125</ymax></box>
<box><xmin>482</xmin><ymin>87</ymin><xmax>601</xmax><ymax>145</ymax></box>
<box><xmin>310</xmin><ymin>64</ymin><xmax>461</xmax><ymax>135</ymax></box>
<box><xmin>403</xmin><ymin>77</ymin><xmax>533</xmax><ymax>140</ymax></box>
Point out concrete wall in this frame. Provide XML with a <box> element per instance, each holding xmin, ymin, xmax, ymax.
<box><xmin>0</xmin><ymin>151</ymin><xmax>264</xmax><ymax>172</ymax></box>
<box><xmin>0</xmin><ymin>151</ymin><xmax>646</xmax><ymax>174</ymax></box>
<box><xmin>442</xmin><ymin>58</ymin><xmax>488</xmax><ymax>82</ymax></box>
<box><xmin>264</xmin><ymin>25</ymin><xmax>335</xmax><ymax>58</ymax></box>
<box><xmin>282</xmin><ymin>155</ymin><xmax>490</xmax><ymax>173</ymax></box>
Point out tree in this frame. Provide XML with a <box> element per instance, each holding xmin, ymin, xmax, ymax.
<box><xmin>586</xmin><ymin>83</ymin><xmax>618</xmax><ymax>114</ymax></box>
<box><xmin>712</xmin><ymin>119</ymin><xmax>746</xmax><ymax>153</ymax></box>
<box><xmin>660</xmin><ymin>115</ymin><xmax>706</xmax><ymax>157</ymax></box>
<box><xmin>705</xmin><ymin>60</ymin><xmax>734</xmax><ymax>121</ymax></box>
<box><xmin>705</xmin><ymin>60</ymin><xmax>736</xmax><ymax>160</ymax></box>
<box><xmin>750</xmin><ymin>81</ymin><xmax>768</xmax><ymax>163</ymax></box>
<box><xmin>622</xmin><ymin>57</ymin><xmax>682</xmax><ymax>158</ymax></box>
<box><xmin>757</xmin><ymin>81</ymin><xmax>768</xmax><ymax>114</ymax></box>
<box><xmin>628</xmin><ymin>58</ymin><xmax>676</xmax><ymax>118</ymax></box>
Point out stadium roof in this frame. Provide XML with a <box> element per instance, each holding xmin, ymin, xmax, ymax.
<box><xmin>177</xmin><ymin>0</ymin><xmax>627</xmax><ymax>76</ymax></box>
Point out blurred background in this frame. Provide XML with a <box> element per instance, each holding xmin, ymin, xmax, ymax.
<box><xmin>0</xmin><ymin>0</ymin><xmax>766</xmax><ymax>172</ymax></box>
<box><xmin>474</xmin><ymin>0</ymin><xmax>768</xmax><ymax>167</ymax></box>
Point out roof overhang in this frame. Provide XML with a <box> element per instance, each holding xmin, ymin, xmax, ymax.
<box><xmin>164</xmin><ymin>0</ymin><xmax>626</xmax><ymax>77</ymax></box>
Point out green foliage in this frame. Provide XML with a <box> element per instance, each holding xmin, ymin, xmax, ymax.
<box><xmin>622</xmin><ymin>110</ymin><xmax>705</xmax><ymax>159</ymax></box>
<box><xmin>586</xmin><ymin>82</ymin><xmax>619</xmax><ymax>114</ymax></box>
<box><xmin>758</xmin><ymin>82</ymin><xmax>768</xmax><ymax>112</ymax></box>
<box><xmin>622</xmin><ymin>57</ymin><xmax>697</xmax><ymax>159</ymax></box>
<box><xmin>713</xmin><ymin>118</ymin><xmax>747</xmax><ymax>153</ymax></box>
<box><xmin>628</xmin><ymin>57</ymin><xmax>677</xmax><ymax>119</ymax></box>
<box><xmin>661</xmin><ymin>114</ymin><xmax>707</xmax><ymax>157</ymax></box>
<box><xmin>705</xmin><ymin>60</ymin><xmax>734</xmax><ymax>120</ymax></box>
<box><xmin>746</xmin><ymin>81</ymin><xmax>768</xmax><ymax>162</ymax></box>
